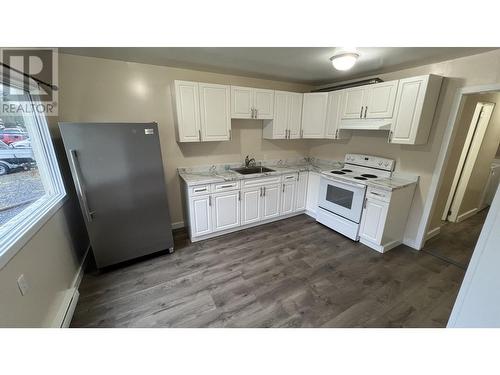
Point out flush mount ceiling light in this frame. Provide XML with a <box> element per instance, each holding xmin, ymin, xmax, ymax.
<box><xmin>330</xmin><ymin>48</ymin><xmax>360</xmax><ymax>71</ymax></box>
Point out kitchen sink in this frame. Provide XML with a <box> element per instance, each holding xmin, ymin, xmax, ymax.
<box><xmin>231</xmin><ymin>166</ymin><xmax>275</xmax><ymax>175</ymax></box>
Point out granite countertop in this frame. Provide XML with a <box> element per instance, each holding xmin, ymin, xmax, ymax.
<box><xmin>178</xmin><ymin>158</ymin><xmax>342</xmax><ymax>186</ymax></box>
<box><xmin>179</xmin><ymin>158</ymin><xmax>419</xmax><ymax>192</ymax></box>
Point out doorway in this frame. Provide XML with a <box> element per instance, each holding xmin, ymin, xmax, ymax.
<box><xmin>425</xmin><ymin>92</ymin><xmax>500</xmax><ymax>268</ymax></box>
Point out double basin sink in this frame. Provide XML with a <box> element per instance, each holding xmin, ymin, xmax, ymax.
<box><xmin>231</xmin><ymin>166</ymin><xmax>275</xmax><ymax>175</ymax></box>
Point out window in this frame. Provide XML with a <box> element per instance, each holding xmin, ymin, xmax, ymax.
<box><xmin>0</xmin><ymin>82</ymin><xmax>66</xmax><ymax>268</ymax></box>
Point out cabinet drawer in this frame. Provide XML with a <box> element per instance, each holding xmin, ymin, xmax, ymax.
<box><xmin>282</xmin><ymin>173</ymin><xmax>298</xmax><ymax>182</ymax></box>
<box><xmin>366</xmin><ymin>187</ymin><xmax>391</xmax><ymax>202</ymax></box>
<box><xmin>190</xmin><ymin>184</ymin><xmax>211</xmax><ymax>196</ymax></box>
<box><xmin>213</xmin><ymin>181</ymin><xmax>240</xmax><ymax>192</ymax></box>
<box><xmin>242</xmin><ymin>176</ymin><xmax>282</xmax><ymax>188</ymax></box>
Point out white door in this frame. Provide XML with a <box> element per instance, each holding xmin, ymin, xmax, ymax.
<box><xmin>295</xmin><ymin>172</ymin><xmax>308</xmax><ymax>211</ymax></box>
<box><xmin>174</xmin><ymin>80</ymin><xmax>201</xmax><ymax>142</ymax></box>
<box><xmin>262</xmin><ymin>184</ymin><xmax>281</xmax><ymax>219</ymax></box>
<box><xmin>301</xmin><ymin>92</ymin><xmax>328</xmax><ymax>138</ymax></box>
<box><xmin>359</xmin><ymin>198</ymin><xmax>388</xmax><ymax>244</ymax></box>
<box><xmin>212</xmin><ymin>191</ymin><xmax>240</xmax><ymax>232</ymax></box>
<box><xmin>390</xmin><ymin>76</ymin><xmax>426</xmax><ymax>144</ymax></box>
<box><xmin>341</xmin><ymin>87</ymin><xmax>366</xmax><ymax>119</ymax></box>
<box><xmin>325</xmin><ymin>91</ymin><xmax>344</xmax><ymax>139</ymax></box>
<box><xmin>190</xmin><ymin>195</ymin><xmax>212</xmax><ymax>237</ymax></box>
<box><xmin>241</xmin><ymin>188</ymin><xmax>262</xmax><ymax>225</ymax></box>
<box><xmin>272</xmin><ymin>91</ymin><xmax>289</xmax><ymax>138</ymax></box>
<box><xmin>364</xmin><ymin>80</ymin><xmax>398</xmax><ymax>119</ymax></box>
<box><xmin>231</xmin><ymin>86</ymin><xmax>253</xmax><ymax>119</ymax></box>
<box><xmin>288</xmin><ymin>92</ymin><xmax>303</xmax><ymax>138</ymax></box>
<box><xmin>254</xmin><ymin>89</ymin><xmax>274</xmax><ymax>119</ymax></box>
<box><xmin>199</xmin><ymin>83</ymin><xmax>231</xmax><ymax>141</ymax></box>
<box><xmin>281</xmin><ymin>181</ymin><xmax>296</xmax><ymax>215</ymax></box>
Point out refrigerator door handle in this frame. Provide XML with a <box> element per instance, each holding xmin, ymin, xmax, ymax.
<box><xmin>69</xmin><ymin>149</ymin><xmax>95</xmax><ymax>222</ymax></box>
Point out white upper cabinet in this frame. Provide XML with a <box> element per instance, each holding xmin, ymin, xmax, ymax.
<box><xmin>199</xmin><ymin>83</ymin><xmax>231</xmax><ymax>141</ymax></box>
<box><xmin>364</xmin><ymin>81</ymin><xmax>398</xmax><ymax>119</ymax></box>
<box><xmin>173</xmin><ymin>80</ymin><xmax>201</xmax><ymax>142</ymax></box>
<box><xmin>263</xmin><ymin>91</ymin><xmax>303</xmax><ymax>140</ymax></box>
<box><xmin>231</xmin><ymin>86</ymin><xmax>274</xmax><ymax>119</ymax></box>
<box><xmin>301</xmin><ymin>92</ymin><xmax>328</xmax><ymax>138</ymax></box>
<box><xmin>389</xmin><ymin>74</ymin><xmax>443</xmax><ymax>145</ymax></box>
<box><xmin>341</xmin><ymin>80</ymin><xmax>398</xmax><ymax>120</ymax></box>
<box><xmin>174</xmin><ymin>80</ymin><xmax>231</xmax><ymax>142</ymax></box>
<box><xmin>231</xmin><ymin>86</ymin><xmax>254</xmax><ymax>119</ymax></box>
<box><xmin>325</xmin><ymin>91</ymin><xmax>348</xmax><ymax>140</ymax></box>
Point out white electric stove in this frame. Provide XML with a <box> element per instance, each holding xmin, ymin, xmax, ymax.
<box><xmin>316</xmin><ymin>154</ymin><xmax>395</xmax><ymax>240</ymax></box>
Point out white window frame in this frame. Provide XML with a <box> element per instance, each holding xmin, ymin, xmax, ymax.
<box><xmin>0</xmin><ymin>79</ymin><xmax>67</xmax><ymax>269</ymax></box>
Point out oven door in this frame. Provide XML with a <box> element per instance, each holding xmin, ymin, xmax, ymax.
<box><xmin>318</xmin><ymin>176</ymin><xmax>366</xmax><ymax>223</ymax></box>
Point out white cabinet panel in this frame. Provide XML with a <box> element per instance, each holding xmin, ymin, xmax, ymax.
<box><xmin>174</xmin><ymin>80</ymin><xmax>201</xmax><ymax>142</ymax></box>
<box><xmin>190</xmin><ymin>195</ymin><xmax>212</xmax><ymax>237</ymax></box>
<box><xmin>325</xmin><ymin>91</ymin><xmax>347</xmax><ymax>139</ymax></box>
<box><xmin>341</xmin><ymin>87</ymin><xmax>366</xmax><ymax>119</ymax></box>
<box><xmin>281</xmin><ymin>181</ymin><xmax>296</xmax><ymax>215</ymax></box>
<box><xmin>212</xmin><ymin>191</ymin><xmax>240</xmax><ymax>232</ymax></box>
<box><xmin>288</xmin><ymin>92</ymin><xmax>303</xmax><ymax>138</ymax></box>
<box><xmin>231</xmin><ymin>86</ymin><xmax>253</xmax><ymax>119</ymax></box>
<box><xmin>359</xmin><ymin>198</ymin><xmax>388</xmax><ymax>244</ymax></box>
<box><xmin>262</xmin><ymin>184</ymin><xmax>281</xmax><ymax>219</ymax></box>
<box><xmin>199</xmin><ymin>83</ymin><xmax>231</xmax><ymax>141</ymax></box>
<box><xmin>305</xmin><ymin>171</ymin><xmax>320</xmax><ymax>215</ymax></box>
<box><xmin>254</xmin><ymin>89</ymin><xmax>274</xmax><ymax>119</ymax></box>
<box><xmin>295</xmin><ymin>172</ymin><xmax>308</xmax><ymax>211</ymax></box>
<box><xmin>301</xmin><ymin>93</ymin><xmax>328</xmax><ymax>138</ymax></box>
<box><xmin>365</xmin><ymin>81</ymin><xmax>398</xmax><ymax>119</ymax></box>
<box><xmin>241</xmin><ymin>188</ymin><xmax>262</xmax><ymax>225</ymax></box>
<box><xmin>270</xmin><ymin>91</ymin><xmax>289</xmax><ymax>139</ymax></box>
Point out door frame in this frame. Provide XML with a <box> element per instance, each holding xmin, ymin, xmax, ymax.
<box><xmin>417</xmin><ymin>83</ymin><xmax>500</xmax><ymax>250</ymax></box>
<box><xmin>441</xmin><ymin>101</ymin><xmax>495</xmax><ymax>222</ymax></box>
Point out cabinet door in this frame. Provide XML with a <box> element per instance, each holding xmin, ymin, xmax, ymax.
<box><xmin>189</xmin><ymin>195</ymin><xmax>212</xmax><ymax>237</ymax></box>
<box><xmin>262</xmin><ymin>184</ymin><xmax>281</xmax><ymax>219</ymax></box>
<box><xmin>390</xmin><ymin>76</ymin><xmax>426</xmax><ymax>144</ymax></box>
<box><xmin>174</xmin><ymin>80</ymin><xmax>201</xmax><ymax>142</ymax></box>
<box><xmin>305</xmin><ymin>171</ymin><xmax>320</xmax><ymax>214</ymax></box>
<box><xmin>325</xmin><ymin>91</ymin><xmax>344</xmax><ymax>139</ymax></box>
<box><xmin>212</xmin><ymin>191</ymin><xmax>240</xmax><ymax>232</ymax></box>
<box><xmin>301</xmin><ymin>93</ymin><xmax>328</xmax><ymax>138</ymax></box>
<box><xmin>272</xmin><ymin>91</ymin><xmax>289</xmax><ymax>138</ymax></box>
<box><xmin>254</xmin><ymin>89</ymin><xmax>274</xmax><ymax>119</ymax></box>
<box><xmin>199</xmin><ymin>83</ymin><xmax>231</xmax><ymax>141</ymax></box>
<box><xmin>359</xmin><ymin>198</ymin><xmax>388</xmax><ymax>244</ymax></box>
<box><xmin>241</xmin><ymin>188</ymin><xmax>262</xmax><ymax>225</ymax></box>
<box><xmin>280</xmin><ymin>182</ymin><xmax>296</xmax><ymax>215</ymax></box>
<box><xmin>231</xmin><ymin>86</ymin><xmax>253</xmax><ymax>119</ymax></box>
<box><xmin>341</xmin><ymin>87</ymin><xmax>366</xmax><ymax>119</ymax></box>
<box><xmin>365</xmin><ymin>81</ymin><xmax>398</xmax><ymax>119</ymax></box>
<box><xmin>295</xmin><ymin>172</ymin><xmax>308</xmax><ymax>211</ymax></box>
<box><xmin>288</xmin><ymin>92</ymin><xmax>303</xmax><ymax>139</ymax></box>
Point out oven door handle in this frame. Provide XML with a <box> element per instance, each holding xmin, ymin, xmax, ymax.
<box><xmin>320</xmin><ymin>175</ymin><xmax>365</xmax><ymax>189</ymax></box>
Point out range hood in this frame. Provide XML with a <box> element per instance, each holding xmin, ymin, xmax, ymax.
<box><xmin>339</xmin><ymin>118</ymin><xmax>392</xmax><ymax>131</ymax></box>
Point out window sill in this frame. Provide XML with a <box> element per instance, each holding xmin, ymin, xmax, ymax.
<box><xmin>0</xmin><ymin>192</ymin><xmax>68</xmax><ymax>270</ymax></box>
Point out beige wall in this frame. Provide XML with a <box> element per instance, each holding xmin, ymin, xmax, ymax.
<box><xmin>57</xmin><ymin>53</ymin><xmax>312</xmax><ymax>225</ymax></box>
<box><xmin>309</xmin><ymin>49</ymin><xmax>500</xmax><ymax>244</ymax></box>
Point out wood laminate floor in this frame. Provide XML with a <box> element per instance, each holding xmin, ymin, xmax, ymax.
<box><xmin>72</xmin><ymin>214</ymin><xmax>474</xmax><ymax>328</ymax></box>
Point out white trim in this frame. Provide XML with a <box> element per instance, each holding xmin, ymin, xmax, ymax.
<box><xmin>425</xmin><ymin>226</ymin><xmax>441</xmax><ymax>241</ymax></box>
<box><xmin>171</xmin><ymin>221</ymin><xmax>184</xmax><ymax>230</ymax></box>
<box><xmin>305</xmin><ymin>209</ymin><xmax>317</xmax><ymax>219</ymax></box>
<box><xmin>456</xmin><ymin>208</ymin><xmax>478</xmax><ymax>223</ymax></box>
<box><xmin>414</xmin><ymin>83</ymin><xmax>500</xmax><ymax>250</ymax></box>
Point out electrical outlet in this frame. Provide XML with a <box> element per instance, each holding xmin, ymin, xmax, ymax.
<box><xmin>17</xmin><ymin>274</ymin><xmax>29</xmax><ymax>296</ymax></box>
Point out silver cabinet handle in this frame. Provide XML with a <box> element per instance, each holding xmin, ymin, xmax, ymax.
<box><xmin>219</xmin><ymin>184</ymin><xmax>233</xmax><ymax>189</ymax></box>
<box><xmin>229</xmin><ymin>129</ymin><xmax>232</xmax><ymax>140</ymax></box>
<box><xmin>364</xmin><ymin>106</ymin><xmax>368</xmax><ymax>118</ymax></box>
<box><xmin>364</xmin><ymin>198</ymin><xmax>367</xmax><ymax>209</ymax></box>
<box><xmin>263</xmin><ymin>186</ymin><xmax>266</xmax><ymax>196</ymax></box>
<box><xmin>360</xmin><ymin>106</ymin><xmax>364</xmax><ymax>118</ymax></box>
<box><xmin>198</xmin><ymin>129</ymin><xmax>202</xmax><ymax>141</ymax></box>
<box><xmin>255</xmin><ymin>108</ymin><xmax>258</xmax><ymax>119</ymax></box>
<box><xmin>260</xmin><ymin>187</ymin><xmax>263</xmax><ymax>197</ymax></box>
<box><xmin>69</xmin><ymin>149</ymin><xmax>95</xmax><ymax>222</ymax></box>
<box><xmin>251</xmin><ymin>108</ymin><xmax>255</xmax><ymax>119</ymax></box>
<box><xmin>238</xmin><ymin>191</ymin><xmax>241</xmax><ymax>201</ymax></box>
<box><xmin>300</xmin><ymin>129</ymin><xmax>303</xmax><ymax>138</ymax></box>
<box><xmin>335</xmin><ymin>129</ymin><xmax>339</xmax><ymax>139</ymax></box>
<box><xmin>282</xmin><ymin>184</ymin><xmax>285</xmax><ymax>193</ymax></box>
<box><xmin>388</xmin><ymin>130</ymin><xmax>393</xmax><ymax>143</ymax></box>
<box><xmin>194</xmin><ymin>187</ymin><xmax>207</xmax><ymax>192</ymax></box>
<box><xmin>209</xmin><ymin>195</ymin><xmax>212</xmax><ymax>206</ymax></box>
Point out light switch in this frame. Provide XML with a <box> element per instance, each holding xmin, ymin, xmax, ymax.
<box><xmin>17</xmin><ymin>274</ymin><xmax>29</xmax><ymax>296</ymax></box>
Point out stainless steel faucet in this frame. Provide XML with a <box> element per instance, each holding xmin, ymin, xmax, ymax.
<box><xmin>245</xmin><ymin>155</ymin><xmax>256</xmax><ymax>168</ymax></box>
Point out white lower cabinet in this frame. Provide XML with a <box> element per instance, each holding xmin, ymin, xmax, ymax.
<box><xmin>280</xmin><ymin>181</ymin><xmax>295</xmax><ymax>215</ymax></box>
<box><xmin>212</xmin><ymin>190</ymin><xmax>240</xmax><ymax>232</ymax></box>
<box><xmin>241</xmin><ymin>188</ymin><xmax>262</xmax><ymax>225</ymax></box>
<box><xmin>189</xmin><ymin>195</ymin><xmax>212</xmax><ymax>237</ymax></box>
<box><xmin>305</xmin><ymin>171</ymin><xmax>320</xmax><ymax>216</ymax></box>
<box><xmin>359</xmin><ymin>198</ymin><xmax>388</xmax><ymax>244</ymax></box>
<box><xmin>295</xmin><ymin>172</ymin><xmax>308</xmax><ymax>211</ymax></box>
<box><xmin>262</xmin><ymin>184</ymin><xmax>281</xmax><ymax>219</ymax></box>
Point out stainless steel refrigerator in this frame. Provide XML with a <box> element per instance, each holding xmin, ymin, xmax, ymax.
<box><xmin>59</xmin><ymin>122</ymin><xmax>174</xmax><ymax>268</ymax></box>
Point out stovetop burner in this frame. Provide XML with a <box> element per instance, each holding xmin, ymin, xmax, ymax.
<box><xmin>361</xmin><ymin>174</ymin><xmax>378</xmax><ymax>178</ymax></box>
<box><xmin>331</xmin><ymin>170</ymin><xmax>346</xmax><ymax>175</ymax></box>
<box><xmin>354</xmin><ymin>176</ymin><xmax>368</xmax><ymax>180</ymax></box>
<box><xmin>341</xmin><ymin>169</ymin><xmax>352</xmax><ymax>172</ymax></box>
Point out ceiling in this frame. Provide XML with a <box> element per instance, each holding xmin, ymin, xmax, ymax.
<box><xmin>60</xmin><ymin>47</ymin><xmax>496</xmax><ymax>86</ymax></box>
